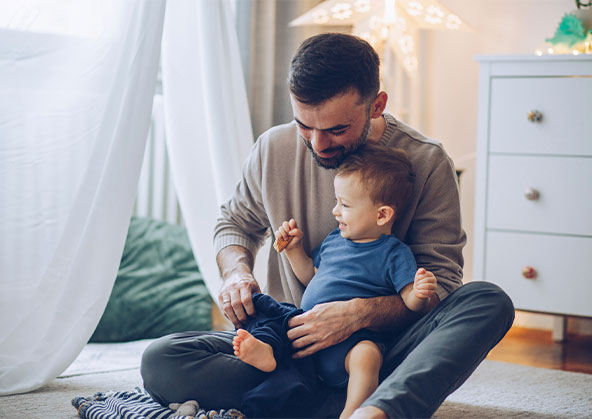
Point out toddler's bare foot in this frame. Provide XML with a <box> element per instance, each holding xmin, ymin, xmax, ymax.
<box><xmin>233</xmin><ymin>329</ymin><xmax>277</xmax><ymax>372</ymax></box>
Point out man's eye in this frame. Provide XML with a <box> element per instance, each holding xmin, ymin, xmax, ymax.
<box><xmin>331</xmin><ymin>130</ymin><xmax>346</xmax><ymax>136</ymax></box>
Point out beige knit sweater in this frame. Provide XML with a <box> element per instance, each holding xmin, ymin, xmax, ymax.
<box><xmin>214</xmin><ymin>114</ymin><xmax>466</xmax><ymax>306</ymax></box>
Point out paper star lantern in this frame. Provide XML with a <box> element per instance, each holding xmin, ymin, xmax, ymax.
<box><xmin>290</xmin><ymin>0</ymin><xmax>472</xmax><ymax>79</ymax></box>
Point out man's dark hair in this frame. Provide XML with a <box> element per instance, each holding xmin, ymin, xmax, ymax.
<box><xmin>288</xmin><ymin>33</ymin><xmax>380</xmax><ymax>105</ymax></box>
<box><xmin>336</xmin><ymin>143</ymin><xmax>415</xmax><ymax>217</ymax></box>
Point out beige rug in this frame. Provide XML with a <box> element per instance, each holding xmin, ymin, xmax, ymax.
<box><xmin>435</xmin><ymin>361</ymin><xmax>592</xmax><ymax>418</ymax></box>
<box><xmin>1</xmin><ymin>340</ymin><xmax>591</xmax><ymax>418</ymax></box>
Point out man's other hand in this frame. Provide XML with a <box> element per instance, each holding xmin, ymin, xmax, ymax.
<box><xmin>287</xmin><ymin>300</ymin><xmax>361</xmax><ymax>358</ymax></box>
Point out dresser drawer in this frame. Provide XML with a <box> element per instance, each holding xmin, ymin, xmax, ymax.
<box><xmin>489</xmin><ymin>77</ymin><xmax>592</xmax><ymax>156</ymax></box>
<box><xmin>487</xmin><ymin>155</ymin><xmax>592</xmax><ymax>236</ymax></box>
<box><xmin>484</xmin><ymin>231</ymin><xmax>592</xmax><ymax>317</ymax></box>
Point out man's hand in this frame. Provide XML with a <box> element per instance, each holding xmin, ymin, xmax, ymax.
<box><xmin>217</xmin><ymin>245</ymin><xmax>260</xmax><ymax>328</ymax></box>
<box><xmin>218</xmin><ymin>274</ymin><xmax>260</xmax><ymax>328</ymax></box>
<box><xmin>287</xmin><ymin>300</ymin><xmax>361</xmax><ymax>358</ymax></box>
<box><xmin>349</xmin><ymin>406</ymin><xmax>387</xmax><ymax>419</ymax></box>
<box><xmin>287</xmin><ymin>293</ymin><xmax>432</xmax><ymax>358</ymax></box>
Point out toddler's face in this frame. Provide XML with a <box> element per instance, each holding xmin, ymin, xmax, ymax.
<box><xmin>332</xmin><ymin>173</ymin><xmax>382</xmax><ymax>243</ymax></box>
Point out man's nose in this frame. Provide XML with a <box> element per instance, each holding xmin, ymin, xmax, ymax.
<box><xmin>311</xmin><ymin>130</ymin><xmax>330</xmax><ymax>152</ymax></box>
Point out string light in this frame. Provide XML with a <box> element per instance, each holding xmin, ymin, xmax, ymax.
<box><xmin>425</xmin><ymin>6</ymin><xmax>444</xmax><ymax>24</ymax></box>
<box><xmin>446</xmin><ymin>14</ymin><xmax>461</xmax><ymax>30</ymax></box>
<box><xmin>534</xmin><ymin>6</ymin><xmax>592</xmax><ymax>56</ymax></box>
<box><xmin>354</xmin><ymin>0</ymin><xmax>371</xmax><ymax>13</ymax></box>
<box><xmin>406</xmin><ymin>1</ymin><xmax>423</xmax><ymax>16</ymax></box>
<box><xmin>331</xmin><ymin>3</ymin><xmax>353</xmax><ymax>20</ymax></box>
<box><xmin>312</xmin><ymin>10</ymin><xmax>329</xmax><ymax>24</ymax></box>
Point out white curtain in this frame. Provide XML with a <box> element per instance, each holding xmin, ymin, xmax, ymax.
<box><xmin>235</xmin><ymin>0</ymin><xmax>322</xmax><ymax>138</ymax></box>
<box><xmin>161</xmin><ymin>0</ymin><xmax>254</xmax><ymax>302</ymax></box>
<box><xmin>0</xmin><ymin>0</ymin><xmax>165</xmax><ymax>395</ymax></box>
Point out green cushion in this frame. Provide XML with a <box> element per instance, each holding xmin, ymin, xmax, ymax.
<box><xmin>90</xmin><ymin>217</ymin><xmax>213</xmax><ymax>342</ymax></box>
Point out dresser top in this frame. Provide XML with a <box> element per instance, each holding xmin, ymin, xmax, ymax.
<box><xmin>475</xmin><ymin>54</ymin><xmax>592</xmax><ymax>76</ymax></box>
<box><xmin>475</xmin><ymin>54</ymin><xmax>592</xmax><ymax>63</ymax></box>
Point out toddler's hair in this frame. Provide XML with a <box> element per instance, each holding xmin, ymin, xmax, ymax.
<box><xmin>336</xmin><ymin>143</ymin><xmax>415</xmax><ymax>215</ymax></box>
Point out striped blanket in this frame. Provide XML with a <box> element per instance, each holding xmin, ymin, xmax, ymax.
<box><xmin>71</xmin><ymin>387</ymin><xmax>245</xmax><ymax>419</ymax></box>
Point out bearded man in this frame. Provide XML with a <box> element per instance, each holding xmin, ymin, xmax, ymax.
<box><xmin>141</xmin><ymin>33</ymin><xmax>514</xmax><ymax>419</ymax></box>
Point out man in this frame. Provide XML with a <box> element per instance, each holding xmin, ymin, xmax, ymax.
<box><xmin>141</xmin><ymin>33</ymin><xmax>514</xmax><ymax>418</ymax></box>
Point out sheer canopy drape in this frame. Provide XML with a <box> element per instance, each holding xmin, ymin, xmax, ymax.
<box><xmin>0</xmin><ymin>0</ymin><xmax>254</xmax><ymax>395</ymax></box>
<box><xmin>161</xmin><ymin>0</ymin><xmax>254</xmax><ymax>302</ymax></box>
<box><xmin>0</xmin><ymin>0</ymin><xmax>165</xmax><ymax>395</ymax></box>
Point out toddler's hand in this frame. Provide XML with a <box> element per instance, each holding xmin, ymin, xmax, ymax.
<box><xmin>413</xmin><ymin>268</ymin><xmax>437</xmax><ymax>300</ymax></box>
<box><xmin>275</xmin><ymin>219</ymin><xmax>304</xmax><ymax>251</ymax></box>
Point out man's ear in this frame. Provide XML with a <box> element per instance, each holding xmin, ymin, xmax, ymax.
<box><xmin>370</xmin><ymin>91</ymin><xmax>388</xmax><ymax>119</ymax></box>
<box><xmin>376</xmin><ymin>205</ymin><xmax>395</xmax><ymax>226</ymax></box>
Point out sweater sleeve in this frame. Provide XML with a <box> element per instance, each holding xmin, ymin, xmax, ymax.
<box><xmin>213</xmin><ymin>137</ymin><xmax>270</xmax><ymax>258</ymax></box>
<box><xmin>406</xmin><ymin>156</ymin><xmax>466</xmax><ymax>301</ymax></box>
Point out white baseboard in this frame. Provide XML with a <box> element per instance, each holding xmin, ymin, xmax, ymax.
<box><xmin>514</xmin><ymin>311</ymin><xmax>592</xmax><ymax>336</ymax></box>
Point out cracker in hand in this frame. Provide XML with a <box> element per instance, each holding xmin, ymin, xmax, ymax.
<box><xmin>273</xmin><ymin>235</ymin><xmax>293</xmax><ymax>253</ymax></box>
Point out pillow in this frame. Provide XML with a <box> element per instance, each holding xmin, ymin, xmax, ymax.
<box><xmin>90</xmin><ymin>217</ymin><xmax>213</xmax><ymax>342</ymax></box>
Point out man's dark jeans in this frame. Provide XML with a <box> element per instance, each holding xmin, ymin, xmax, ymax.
<box><xmin>140</xmin><ymin>281</ymin><xmax>514</xmax><ymax>418</ymax></box>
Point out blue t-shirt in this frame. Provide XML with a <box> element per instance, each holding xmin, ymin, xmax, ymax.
<box><xmin>300</xmin><ymin>228</ymin><xmax>417</xmax><ymax>311</ymax></box>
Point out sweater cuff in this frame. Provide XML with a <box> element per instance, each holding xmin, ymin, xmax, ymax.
<box><xmin>436</xmin><ymin>285</ymin><xmax>451</xmax><ymax>302</ymax></box>
<box><xmin>214</xmin><ymin>233</ymin><xmax>261</xmax><ymax>259</ymax></box>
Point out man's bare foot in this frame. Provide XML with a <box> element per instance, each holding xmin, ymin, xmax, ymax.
<box><xmin>233</xmin><ymin>329</ymin><xmax>277</xmax><ymax>372</ymax></box>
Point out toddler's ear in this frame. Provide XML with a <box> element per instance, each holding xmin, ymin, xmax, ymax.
<box><xmin>376</xmin><ymin>205</ymin><xmax>395</xmax><ymax>226</ymax></box>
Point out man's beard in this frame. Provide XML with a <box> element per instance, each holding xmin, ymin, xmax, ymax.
<box><xmin>301</xmin><ymin>114</ymin><xmax>371</xmax><ymax>169</ymax></box>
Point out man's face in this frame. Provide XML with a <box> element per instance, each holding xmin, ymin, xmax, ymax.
<box><xmin>290</xmin><ymin>90</ymin><xmax>372</xmax><ymax>169</ymax></box>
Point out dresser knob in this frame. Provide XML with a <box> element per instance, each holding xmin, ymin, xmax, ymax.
<box><xmin>527</xmin><ymin>110</ymin><xmax>543</xmax><ymax>122</ymax></box>
<box><xmin>522</xmin><ymin>266</ymin><xmax>537</xmax><ymax>279</ymax></box>
<box><xmin>524</xmin><ymin>188</ymin><xmax>540</xmax><ymax>200</ymax></box>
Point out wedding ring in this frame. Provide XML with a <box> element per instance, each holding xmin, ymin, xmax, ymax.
<box><xmin>223</xmin><ymin>299</ymin><xmax>231</xmax><ymax>304</ymax></box>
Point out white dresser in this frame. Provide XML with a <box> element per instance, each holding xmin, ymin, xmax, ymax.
<box><xmin>473</xmin><ymin>55</ymin><xmax>592</xmax><ymax>338</ymax></box>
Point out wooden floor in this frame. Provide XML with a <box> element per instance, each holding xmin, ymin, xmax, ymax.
<box><xmin>486</xmin><ymin>326</ymin><xmax>592</xmax><ymax>374</ymax></box>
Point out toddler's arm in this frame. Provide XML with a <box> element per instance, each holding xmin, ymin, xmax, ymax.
<box><xmin>400</xmin><ymin>268</ymin><xmax>437</xmax><ymax>313</ymax></box>
<box><xmin>275</xmin><ymin>219</ymin><xmax>315</xmax><ymax>286</ymax></box>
